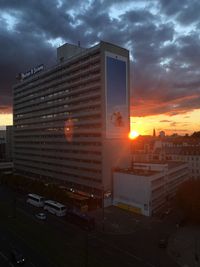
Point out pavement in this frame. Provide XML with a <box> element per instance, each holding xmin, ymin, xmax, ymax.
<box><xmin>168</xmin><ymin>226</ymin><xmax>200</xmax><ymax>267</ymax></box>
<box><xmin>89</xmin><ymin>205</ymin><xmax>158</xmax><ymax>234</ymax></box>
<box><xmin>90</xmin><ymin>205</ymin><xmax>200</xmax><ymax>267</ymax></box>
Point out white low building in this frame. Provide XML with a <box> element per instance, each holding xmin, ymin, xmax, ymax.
<box><xmin>113</xmin><ymin>161</ymin><xmax>188</xmax><ymax>216</ymax></box>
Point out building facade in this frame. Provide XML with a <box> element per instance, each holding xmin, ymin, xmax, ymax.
<box><xmin>0</xmin><ymin>130</ymin><xmax>6</xmax><ymax>161</ymax></box>
<box><xmin>6</xmin><ymin>125</ymin><xmax>13</xmax><ymax>161</ymax></box>
<box><xmin>131</xmin><ymin>136</ymin><xmax>200</xmax><ymax>180</ymax></box>
<box><xmin>113</xmin><ymin>161</ymin><xmax>188</xmax><ymax>216</ymax></box>
<box><xmin>13</xmin><ymin>41</ymin><xmax>130</xmax><ymax>199</ymax></box>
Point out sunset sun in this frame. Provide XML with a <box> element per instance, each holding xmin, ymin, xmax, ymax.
<box><xmin>129</xmin><ymin>130</ymin><xmax>139</xmax><ymax>140</ymax></box>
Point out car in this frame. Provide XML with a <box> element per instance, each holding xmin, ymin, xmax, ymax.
<box><xmin>11</xmin><ymin>249</ymin><xmax>25</xmax><ymax>264</ymax></box>
<box><xmin>35</xmin><ymin>212</ymin><xmax>46</xmax><ymax>220</ymax></box>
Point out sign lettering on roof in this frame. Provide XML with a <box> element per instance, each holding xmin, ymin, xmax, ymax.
<box><xmin>18</xmin><ymin>64</ymin><xmax>44</xmax><ymax>80</ymax></box>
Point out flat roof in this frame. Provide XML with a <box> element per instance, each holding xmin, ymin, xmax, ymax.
<box><xmin>114</xmin><ymin>167</ymin><xmax>159</xmax><ymax>176</ymax></box>
<box><xmin>133</xmin><ymin>161</ymin><xmax>187</xmax><ymax>169</ymax></box>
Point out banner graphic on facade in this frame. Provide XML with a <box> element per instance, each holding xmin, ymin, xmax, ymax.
<box><xmin>105</xmin><ymin>52</ymin><xmax>128</xmax><ymax>138</ymax></box>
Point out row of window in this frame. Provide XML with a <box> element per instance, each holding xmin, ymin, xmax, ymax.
<box><xmin>14</xmin><ymin>52</ymin><xmax>100</xmax><ymax>96</ymax></box>
<box><xmin>14</xmin><ymin>94</ymin><xmax>101</xmax><ymax>113</ymax></box>
<box><xmin>14</xmin><ymin>102</ymin><xmax>101</xmax><ymax>119</ymax></box>
<box><xmin>15</xmin><ymin>158</ymin><xmax>101</xmax><ymax>174</ymax></box>
<box><xmin>14</xmin><ymin>85</ymin><xmax>100</xmax><ymax>112</ymax></box>
<box><xmin>15</xmin><ymin>114</ymin><xmax>101</xmax><ymax>126</ymax></box>
<box><xmin>14</xmin><ymin>66</ymin><xmax>100</xmax><ymax>104</ymax></box>
<box><xmin>15</xmin><ymin>152</ymin><xmax>101</xmax><ymax>164</ymax></box>
<box><xmin>15</xmin><ymin>82</ymin><xmax>100</xmax><ymax>108</ymax></box>
<box><xmin>15</xmin><ymin>76</ymin><xmax>100</xmax><ymax>109</ymax></box>
<box><xmin>171</xmin><ymin>155</ymin><xmax>200</xmax><ymax>160</ymax></box>
<box><xmin>15</xmin><ymin>162</ymin><xmax>101</xmax><ymax>183</ymax></box>
<box><xmin>14</xmin><ymin>146</ymin><xmax>102</xmax><ymax>155</ymax></box>
<box><xmin>15</xmin><ymin>141</ymin><xmax>102</xmax><ymax>146</ymax></box>
<box><xmin>15</xmin><ymin>123</ymin><xmax>102</xmax><ymax>131</ymax></box>
<box><xmin>14</xmin><ymin>133</ymin><xmax>101</xmax><ymax>139</ymax></box>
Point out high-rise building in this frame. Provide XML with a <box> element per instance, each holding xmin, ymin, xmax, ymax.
<box><xmin>0</xmin><ymin>130</ymin><xmax>6</xmax><ymax>161</ymax></box>
<box><xmin>6</xmin><ymin>125</ymin><xmax>13</xmax><ymax>161</ymax></box>
<box><xmin>13</xmin><ymin>41</ymin><xmax>130</xmax><ymax>199</ymax></box>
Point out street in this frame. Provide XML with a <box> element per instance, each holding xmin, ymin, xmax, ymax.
<box><xmin>0</xmin><ymin>185</ymin><xmax>180</xmax><ymax>267</ymax></box>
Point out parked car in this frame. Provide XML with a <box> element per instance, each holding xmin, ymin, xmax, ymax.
<box><xmin>11</xmin><ymin>249</ymin><xmax>25</xmax><ymax>264</ymax></box>
<box><xmin>35</xmin><ymin>212</ymin><xmax>46</xmax><ymax>220</ymax></box>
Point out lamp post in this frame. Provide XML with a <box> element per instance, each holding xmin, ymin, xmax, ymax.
<box><xmin>102</xmin><ymin>186</ymin><xmax>105</xmax><ymax>231</ymax></box>
<box><xmin>12</xmin><ymin>187</ymin><xmax>16</xmax><ymax>218</ymax></box>
<box><xmin>130</xmin><ymin>140</ymin><xmax>134</xmax><ymax>169</ymax></box>
<box><xmin>85</xmin><ymin>230</ymin><xmax>89</xmax><ymax>267</ymax></box>
<box><xmin>194</xmin><ymin>236</ymin><xmax>199</xmax><ymax>266</ymax></box>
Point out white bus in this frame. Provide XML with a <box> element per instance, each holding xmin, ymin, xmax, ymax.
<box><xmin>26</xmin><ymin>193</ymin><xmax>45</xmax><ymax>208</ymax></box>
<box><xmin>43</xmin><ymin>200</ymin><xmax>66</xmax><ymax>217</ymax></box>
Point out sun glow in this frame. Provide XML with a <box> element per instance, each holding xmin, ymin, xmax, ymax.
<box><xmin>129</xmin><ymin>130</ymin><xmax>139</xmax><ymax>140</ymax></box>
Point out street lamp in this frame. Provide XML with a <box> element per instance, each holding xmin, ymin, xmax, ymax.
<box><xmin>194</xmin><ymin>236</ymin><xmax>199</xmax><ymax>265</ymax></box>
<box><xmin>130</xmin><ymin>140</ymin><xmax>134</xmax><ymax>169</ymax></box>
<box><xmin>102</xmin><ymin>186</ymin><xmax>105</xmax><ymax>231</ymax></box>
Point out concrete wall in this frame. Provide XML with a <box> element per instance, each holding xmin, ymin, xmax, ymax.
<box><xmin>57</xmin><ymin>43</ymin><xmax>86</xmax><ymax>62</ymax></box>
<box><xmin>113</xmin><ymin>172</ymin><xmax>152</xmax><ymax>216</ymax></box>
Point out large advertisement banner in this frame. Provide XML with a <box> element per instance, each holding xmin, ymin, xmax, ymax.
<box><xmin>105</xmin><ymin>52</ymin><xmax>129</xmax><ymax>138</ymax></box>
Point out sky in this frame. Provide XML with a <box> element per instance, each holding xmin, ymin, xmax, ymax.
<box><xmin>0</xmin><ymin>0</ymin><xmax>200</xmax><ymax>135</ymax></box>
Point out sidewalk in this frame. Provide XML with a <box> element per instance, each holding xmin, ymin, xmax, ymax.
<box><xmin>89</xmin><ymin>205</ymin><xmax>157</xmax><ymax>234</ymax></box>
<box><xmin>168</xmin><ymin>226</ymin><xmax>200</xmax><ymax>267</ymax></box>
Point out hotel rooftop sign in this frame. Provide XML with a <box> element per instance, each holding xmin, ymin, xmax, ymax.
<box><xmin>17</xmin><ymin>64</ymin><xmax>44</xmax><ymax>81</ymax></box>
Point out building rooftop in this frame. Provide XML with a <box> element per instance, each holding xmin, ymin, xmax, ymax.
<box><xmin>114</xmin><ymin>167</ymin><xmax>159</xmax><ymax>176</ymax></box>
<box><xmin>132</xmin><ymin>161</ymin><xmax>187</xmax><ymax>169</ymax></box>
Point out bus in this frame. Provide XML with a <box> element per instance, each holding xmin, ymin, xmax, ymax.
<box><xmin>43</xmin><ymin>200</ymin><xmax>66</xmax><ymax>217</ymax></box>
<box><xmin>66</xmin><ymin>208</ymin><xmax>95</xmax><ymax>230</ymax></box>
<box><xmin>26</xmin><ymin>193</ymin><xmax>45</xmax><ymax>207</ymax></box>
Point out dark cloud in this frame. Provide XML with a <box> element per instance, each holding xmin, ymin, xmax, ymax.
<box><xmin>159</xmin><ymin>0</ymin><xmax>189</xmax><ymax>16</ymax></box>
<box><xmin>177</xmin><ymin>1</ymin><xmax>200</xmax><ymax>25</ymax></box>
<box><xmin>0</xmin><ymin>0</ymin><xmax>200</xmax><ymax>121</ymax></box>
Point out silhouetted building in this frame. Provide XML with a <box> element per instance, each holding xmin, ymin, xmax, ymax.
<box><xmin>0</xmin><ymin>130</ymin><xmax>6</xmax><ymax>161</ymax></box>
<box><xmin>6</xmin><ymin>126</ymin><xmax>13</xmax><ymax>161</ymax></box>
<box><xmin>13</xmin><ymin>41</ymin><xmax>130</xmax><ymax>201</ymax></box>
<box><xmin>131</xmin><ymin>136</ymin><xmax>200</xmax><ymax>179</ymax></box>
<box><xmin>159</xmin><ymin>131</ymin><xmax>165</xmax><ymax>137</ymax></box>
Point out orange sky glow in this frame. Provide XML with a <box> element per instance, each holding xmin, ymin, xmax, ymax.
<box><xmin>1</xmin><ymin>109</ymin><xmax>200</xmax><ymax>135</ymax></box>
<box><xmin>130</xmin><ymin>109</ymin><xmax>200</xmax><ymax>136</ymax></box>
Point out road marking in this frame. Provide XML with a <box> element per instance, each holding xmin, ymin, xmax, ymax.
<box><xmin>0</xmin><ymin>251</ymin><xmax>14</xmax><ymax>267</ymax></box>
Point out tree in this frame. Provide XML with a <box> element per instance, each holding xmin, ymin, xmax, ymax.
<box><xmin>176</xmin><ymin>179</ymin><xmax>200</xmax><ymax>223</ymax></box>
<box><xmin>191</xmin><ymin>131</ymin><xmax>200</xmax><ymax>138</ymax></box>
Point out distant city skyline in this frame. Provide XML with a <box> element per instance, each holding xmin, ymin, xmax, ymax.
<box><xmin>1</xmin><ymin>0</ymin><xmax>200</xmax><ymax>134</ymax></box>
